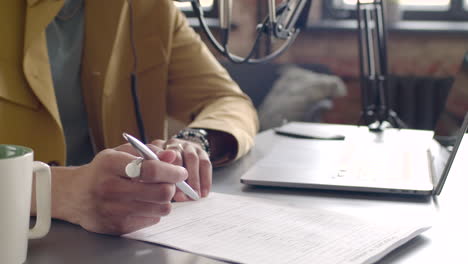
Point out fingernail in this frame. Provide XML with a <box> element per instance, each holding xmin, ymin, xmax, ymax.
<box><xmin>178</xmin><ymin>166</ymin><xmax>188</xmax><ymax>178</ymax></box>
<box><xmin>202</xmin><ymin>189</ymin><xmax>209</xmax><ymax>197</ymax></box>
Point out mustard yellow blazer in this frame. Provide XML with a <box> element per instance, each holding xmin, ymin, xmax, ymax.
<box><xmin>0</xmin><ymin>0</ymin><xmax>259</xmax><ymax>165</ymax></box>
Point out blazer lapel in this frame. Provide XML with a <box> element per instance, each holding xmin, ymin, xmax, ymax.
<box><xmin>23</xmin><ymin>0</ymin><xmax>63</xmax><ymax>129</ymax></box>
<box><xmin>82</xmin><ymin>0</ymin><xmax>126</xmax><ymax>148</ymax></box>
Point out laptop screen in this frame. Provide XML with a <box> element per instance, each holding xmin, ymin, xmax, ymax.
<box><xmin>434</xmin><ymin>53</ymin><xmax>468</xmax><ymax>147</ymax></box>
<box><xmin>431</xmin><ymin>53</ymin><xmax>468</xmax><ymax>194</ymax></box>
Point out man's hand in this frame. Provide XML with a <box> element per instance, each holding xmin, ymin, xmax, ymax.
<box><xmin>151</xmin><ymin>138</ymin><xmax>212</xmax><ymax>202</ymax></box>
<box><xmin>51</xmin><ymin>145</ymin><xmax>188</xmax><ymax>235</ymax></box>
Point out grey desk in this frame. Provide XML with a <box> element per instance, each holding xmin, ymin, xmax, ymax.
<box><xmin>26</xmin><ymin>127</ymin><xmax>468</xmax><ymax>263</ymax></box>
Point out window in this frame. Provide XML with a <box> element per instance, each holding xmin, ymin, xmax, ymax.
<box><xmin>338</xmin><ymin>0</ymin><xmax>450</xmax><ymax>11</ymax></box>
<box><xmin>173</xmin><ymin>0</ymin><xmax>214</xmax><ymax>11</ymax></box>
<box><xmin>399</xmin><ymin>0</ymin><xmax>450</xmax><ymax>11</ymax></box>
<box><xmin>173</xmin><ymin>0</ymin><xmax>219</xmax><ymax>27</ymax></box>
<box><xmin>174</xmin><ymin>0</ymin><xmax>217</xmax><ymax>18</ymax></box>
<box><xmin>324</xmin><ymin>0</ymin><xmax>468</xmax><ymax>21</ymax></box>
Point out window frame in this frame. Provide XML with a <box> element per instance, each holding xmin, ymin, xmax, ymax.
<box><xmin>322</xmin><ymin>0</ymin><xmax>468</xmax><ymax>22</ymax></box>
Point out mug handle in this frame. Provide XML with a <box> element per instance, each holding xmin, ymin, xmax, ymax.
<box><xmin>29</xmin><ymin>161</ymin><xmax>51</xmax><ymax>239</ymax></box>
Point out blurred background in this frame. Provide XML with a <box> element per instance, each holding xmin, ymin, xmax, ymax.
<box><xmin>174</xmin><ymin>0</ymin><xmax>468</xmax><ymax>132</ymax></box>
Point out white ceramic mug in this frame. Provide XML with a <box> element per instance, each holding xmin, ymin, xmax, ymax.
<box><xmin>0</xmin><ymin>144</ymin><xmax>51</xmax><ymax>264</ymax></box>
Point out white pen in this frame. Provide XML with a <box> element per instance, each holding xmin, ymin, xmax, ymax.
<box><xmin>122</xmin><ymin>132</ymin><xmax>200</xmax><ymax>200</ymax></box>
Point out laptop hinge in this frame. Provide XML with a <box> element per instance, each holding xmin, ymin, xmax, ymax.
<box><xmin>427</xmin><ymin>148</ymin><xmax>437</xmax><ymax>195</ymax></box>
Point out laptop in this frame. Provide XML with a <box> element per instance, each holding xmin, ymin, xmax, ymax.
<box><xmin>241</xmin><ymin>70</ymin><xmax>468</xmax><ymax>196</ymax></box>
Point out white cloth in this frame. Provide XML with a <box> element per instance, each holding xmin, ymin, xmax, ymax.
<box><xmin>258</xmin><ymin>65</ymin><xmax>347</xmax><ymax>130</ymax></box>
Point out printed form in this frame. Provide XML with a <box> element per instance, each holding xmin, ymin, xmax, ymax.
<box><xmin>124</xmin><ymin>193</ymin><xmax>430</xmax><ymax>264</ymax></box>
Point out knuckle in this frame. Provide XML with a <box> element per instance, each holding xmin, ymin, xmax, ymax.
<box><xmin>199</xmin><ymin>158</ymin><xmax>212</xmax><ymax>171</ymax></box>
<box><xmin>116</xmin><ymin>220</ymin><xmax>132</xmax><ymax>235</ymax></box>
<box><xmin>175</xmin><ymin>154</ymin><xmax>183</xmax><ymax>166</ymax></box>
<box><xmin>141</xmin><ymin>160</ymin><xmax>159</xmax><ymax>178</ymax></box>
<box><xmin>114</xmin><ymin>143</ymin><xmax>132</xmax><ymax>151</ymax></box>
<box><xmin>163</xmin><ymin>139</ymin><xmax>177</xmax><ymax>147</ymax></box>
<box><xmin>152</xmin><ymin>139</ymin><xmax>165</xmax><ymax>146</ymax></box>
<box><xmin>167</xmin><ymin>138</ymin><xmax>178</xmax><ymax>144</ymax></box>
<box><xmin>142</xmin><ymin>162</ymin><xmax>187</xmax><ymax>183</ymax></box>
<box><xmin>99</xmin><ymin>149</ymin><xmax>117</xmax><ymax>159</ymax></box>
<box><xmin>112</xmin><ymin>203</ymin><xmax>134</xmax><ymax>218</ymax></box>
<box><xmin>118</xmin><ymin>223</ymin><xmax>135</xmax><ymax>235</ymax></box>
<box><xmin>96</xmin><ymin>149</ymin><xmax>121</xmax><ymax>171</ymax></box>
<box><xmin>158</xmin><ymin>203</ymin><xmax>172</xmax><ymax>216</ymax></box>
<box><xmin>152</xmin><ymin>217</ymin><xmax>161</xmax><ymax>225</ymax></box>
<box><xmin>184</xmin><ymin>151</ymin><xmax>198</xmax><ymax>163</ymax></box>
<box><xmin>158</xmin><ymin>184</ymin><xmax>176</xmax><ymax>201</ymax></box>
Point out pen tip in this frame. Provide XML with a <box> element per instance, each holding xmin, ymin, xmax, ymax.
<box><xmin>122</xmin><ymin>132</ymin><xmax>129</xmax><ymax>141</ymax></box>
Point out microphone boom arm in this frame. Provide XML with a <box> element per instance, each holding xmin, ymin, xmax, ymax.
<box><xmin>174</xmin><ymin>0</ymin><xmax>312</xmax><ymax>64</ymax></box>
<box><xmin>356</xmin><ymin>0</ymin><xmax>405</xmax><ymax>131</ymax></box>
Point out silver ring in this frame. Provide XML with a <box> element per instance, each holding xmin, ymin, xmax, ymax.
<box><xmin>125</xmin><ymin>157</ymin><xmax>144</xmax><ymax>178</ymax></box>
<box><xmin>165</xmin><ymin>143</ymin><xmax>184</xmax><ymax>152</ymax></box>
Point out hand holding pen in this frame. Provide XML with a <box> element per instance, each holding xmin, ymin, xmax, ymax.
<box><xmin>148</xmin><ymin>135</ymin><xmax>213</xmax><ymax>202</ymax></box>
<box><xmin>123</xmin><ymin>133</ymin><xmax>200</xmax><ymax>200</ymax></box>
<box><xmin>51</xmin><ymin>137</ymin><xmax>189</xmax><ymax>235</ymax></box>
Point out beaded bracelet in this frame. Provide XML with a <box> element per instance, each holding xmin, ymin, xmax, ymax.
<box><xmin>174</xmin><ymin>128</ymin><xmax>211</xmax><ymax>156</ymax></box>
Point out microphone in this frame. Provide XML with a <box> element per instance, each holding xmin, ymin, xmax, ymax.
<box><xmin>219</xmin><ymin>0</ymin><xmax>311</xmax><ymax>39</ymax></box>
<box><xmin>219</xmin><ymin>0</ymin><xmax>232</xmax><ymax>30</ymax></box>
<box><xmin>175</xmin><ymin>0</ymin><xmax>312</xmax><ymax>64</ymax></box>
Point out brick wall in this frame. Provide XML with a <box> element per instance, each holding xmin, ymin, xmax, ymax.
<box><xmin>277</xmin><ymin>31</ymin><xmax>468</xmax><ymax>124</ymax></box>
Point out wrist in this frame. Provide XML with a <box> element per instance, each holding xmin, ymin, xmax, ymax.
<box><xmin>173</xmin><ymin>128</ymin><xmax>238</xmax><ymax>165</ymax></box>
<box><xmin>49</xmin><ymin>166</ymin><xmax>82</xmax><ymax>224</ymax></box>
<box><xmin>204</xmin><ymin>130</ymin><xmax>238</xmax><ymax>166</ymax></box>
<box><xmin>174</xmin><ymin>128</ymin><xmax>211</xmax><ymax>156</ymax></box>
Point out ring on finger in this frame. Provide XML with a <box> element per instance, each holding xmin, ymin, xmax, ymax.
<box><xmin>165</xmin><ymin>143</ymin><xmax>184</xmax><ymax>152</ymax></box>
<box><xmin>125</xmin><ymin>157</ymin><xmax>144</xmax><ymax>178</ymax></box>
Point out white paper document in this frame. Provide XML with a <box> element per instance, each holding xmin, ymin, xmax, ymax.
<box><xmin>124</xmin><ymin>193</ymin><xmax>430</xmax><ymax>264</ymax></box>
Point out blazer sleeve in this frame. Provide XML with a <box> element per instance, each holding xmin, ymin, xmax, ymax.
<box><xmin>165</xmin><ymin>4</ymin><xmax>259</xmax><ymax>162</ymax></box>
